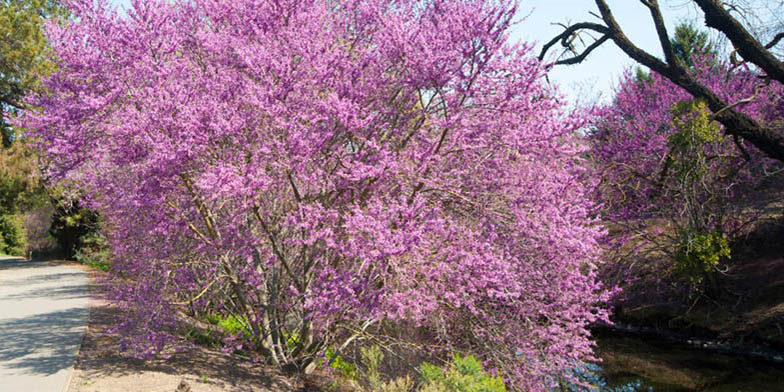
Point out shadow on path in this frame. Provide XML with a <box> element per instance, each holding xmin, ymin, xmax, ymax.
<box><xmin>0</xmin><ymin>307</ymin><xmax>89</xmax><ymax>376</ymax></box>
<box><xmin>0</xmin><ymin>256</ymin><xmax>88</xmax><ymax>388</ymax></box>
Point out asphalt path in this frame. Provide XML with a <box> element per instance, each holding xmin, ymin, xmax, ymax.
<box><xmin>0</xmin><ymin>257</ymin><xmax>88</xmax><ymax>392</ymax></box>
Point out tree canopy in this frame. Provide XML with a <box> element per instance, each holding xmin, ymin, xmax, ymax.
<box><xmin>20</xmin><ymin>0</ymin><xmax>611</xmax><ymax>388</ymax></box>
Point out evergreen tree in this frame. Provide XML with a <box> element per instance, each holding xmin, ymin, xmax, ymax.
<box><xmin>1</xmin><ymin>0</ymin><xmax>65</xmax><ymax>146</ymax></box>
<box><xmin>670</xmin><ymin>23</ymin><xmax>715</xmax><ymax>67</ymax></box>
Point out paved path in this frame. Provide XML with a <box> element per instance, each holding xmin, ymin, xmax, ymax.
<box><xmin>0</xmin><ymin>257</ymin><xmax>88</xmax><ymax>392</ymax></box>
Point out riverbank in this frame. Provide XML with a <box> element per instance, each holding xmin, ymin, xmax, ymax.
<box><xmin>595</xmin><ymin>331</ymin><xmax>784</xmax><ymax>391</ymax></box>
<box><xmin>597</xmin><ymin>201</ymin><xmax>784</xmax><ymax>390</ymax></box>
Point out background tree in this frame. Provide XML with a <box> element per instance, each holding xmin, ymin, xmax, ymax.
<box><xmin>0</xmin><ymin>0</ymin><xmax>64</xmax><ymax>256</ymax></box>
<box><xmin>22</xmin><ymin>0</ymin><xmax>611</xmax><ymax>388</ymax></box>
<box><xmin>0</xmin><ymin>0</ymin><xmax>64</xmax><ymax>146</ymax></box>
<box><xmin>671</xmin><ymin>22</ymin><xmax>715</xmax><ymax>66</ymax></box>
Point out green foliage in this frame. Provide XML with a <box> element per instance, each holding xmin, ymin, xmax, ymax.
<box><xmin>0</xmin><ymin>142</ymin><xmax>44</xmax><ymax>214</ymax></box>
<box><xmin>674</xmin><ymin>229</ymin><xmax>731</xmax><ymax>284</ymax></box>
<box><xmin>1</xmin><ymin>0</ymin><xmax>67</xmax><ymax>146</ymax></box>
<box><xmin>665</xmin><ymin>100</ymin><xmax>731</xmax><ymax>287</ymax></box>
<box><xmin>321</xmin><ymin>346</ymin><xmax>505</xmax><ymax>392</ymax></box>
<box><xmin>0</xmin><ymin>214</ymin><xmax>27</xmax><ymax>256</ymax></box>
<box><xmin>325</xmin><ymin>346</ymin><xmax>358</xmax><ymax>380</ymax></box>
<box><xmin>669</xmin><ymin>100</ymin><xmax>722</xmax><ymax>148</ymax></box>
<box><xmin>74</xmin><ymin>231</ymin><xmax>110</xmax><ymax>271</ymax></box>
<box><xmin>634</xmin><ymin>67</ymin><xmax>651</xmax><ymax>84</ymax></box>
<box><xmin>420</xmin><ymin>355</ymin><xmax>507</xmax><ymax>392</ymax></box>
<box><xmin>670</xmin><ymin>23</ymin><xmax>714</xmax><ymax>67</ymax></box>
<box><xmin>356</xmin><ymin>345</ymin><xmax>413</xmax><ymax>392</ymax></box>
<box><xmin>361</xmin><ymin>345</ymin><xmax>385</xmax><ymax>390</ymax></box>
<box><xmin>0</xmin><ymin>0</ymin><xmax>65</xmax><ymax>257</ymax></box>
<box><xmin>285</xmin><ymin>332</ymin><xmax>300</xmax><ymax>351</ymax></box>
<box><xmin>216</xmin><ymin>314</ymin><xmax>250</xmax><ymax>337</ymax></box>
<box><xmin>665</xmin><ymin>100</ymin><xmax>723</xmax><ymax>204</ymax></box>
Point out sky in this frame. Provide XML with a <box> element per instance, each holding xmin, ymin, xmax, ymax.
<box><xmin>108</xmin><ymin>0</ymin><xmax>707</xmax><ymax>105</ymax></box>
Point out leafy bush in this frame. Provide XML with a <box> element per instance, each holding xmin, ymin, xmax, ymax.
<box><xmin>74</xmin><ymin>231</ymin><xmax>111</xmax><ymax>271</ymax></box>
<box><xmin>674</xmin><ymin>230</ymin><xmax>730</xmax><ymax>285</ymax></box>
<box><xmin>0</xmin><ymin>214</ymin><xmax>27</xmax><ymax>256</ymax></box>
<box><xmin>359</xmin><ymin>345</ymin><xmax>413</xmax><ymax>392</ymax></box>
<box><xmin>325</xmin><ymin>346</ymin><xmax>358</xmax><ymax>380</ymax></box>
<box><xmin>419</xmin><ymin>354</ymin><xmax>506</xmax><ymax>392</ymax></box>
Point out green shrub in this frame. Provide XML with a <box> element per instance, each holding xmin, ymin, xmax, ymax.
<box><xmin>360</xmin><ymin>345</ymin><xmax>413</xmax><ymax>392</ymax></box>
<box><xmin>419</xmin><ymin>354</ymin><xmax>506</xmax><ymax>392</ymax></box>
<box><xmin>74</xmin><ymin>231</ymin><xmax>111</xmax><ymax>271</ymax></box>
<box><xmin>325</xmin><ymin>345</ymin><xmax>358</xmax><ymax>380</ymax></box>
<box><xmin>217</xmin><ymin>314</ymin><xmax>250</xmax><ymax>337</ymax></box>
<box><xmin>674</xmin><ymin>229</ymin><xmax>730</xmax><ymax>285</ymax></box>
<box><xmin>361</xmin><ymin>345</ymin><xmax>384</xmax><ymax>390</ymax></box>
<box><xmin>321</xmin><ymin>346</ymin><xmax>505</xmax><ymax>392</ymax></box>
<box><xmin>0</xmin><ymin>214</ymin><xmax>27</xmax><ymax>256</ymax></box>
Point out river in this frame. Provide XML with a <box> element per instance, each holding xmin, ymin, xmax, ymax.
<box><xmin>595</xmin><ymin>332</ymin><xmax>784</xmax><ymax>391</ymax></box>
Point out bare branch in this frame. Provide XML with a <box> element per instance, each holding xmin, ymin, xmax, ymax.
<box><xmin>644</xmin><ymin>0</ymin><xmax>678</xmax><ymax>65</ymax></box>
<box><xmin>552</xmin><ymin>35</ymin><xmax>612</xmax><ymax>66</ymax></box>
<box><xmin>765</xmin><ymin>32</ymin><xmax>784</xmax><ymax>49</ymax></box>
<box><xmin>538</xmin><ymin>22</ymin><xmax>609</xmax><ymax>62</ymax></box>
<box><xmin>693</xmin><ymin>0</ymin><xmax>784</xmax><ymax>83</ymax></box>
<box><xmin>711</xmin><ymin>81</ymin><xmax>769</xmax><ymax>118</ymax></box>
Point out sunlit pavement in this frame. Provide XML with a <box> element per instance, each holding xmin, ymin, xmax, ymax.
<box><xmin>0</xmin><ymin>257</ymin><xmax>88</xmax><ymax>392</ymax></box>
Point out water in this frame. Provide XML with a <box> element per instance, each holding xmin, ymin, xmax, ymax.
<box><xmin>595</xmin><ymin>333</ymin><xmax>784</xmax><ymax>391</ymax></box>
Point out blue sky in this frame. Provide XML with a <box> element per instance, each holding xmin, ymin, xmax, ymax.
<box><xmin>108</xmin><ymin>0</ymin><xmax>704</xmax><ymax>104</ymax></box>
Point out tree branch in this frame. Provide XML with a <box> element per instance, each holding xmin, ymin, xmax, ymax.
<box><xmin>693</xmin><ymin>0</ymin><xmax>784</xmax><ymax>83</ymax></box>
<box><xmin>643</xmin><ymin>0</ymin><xmax>677</xmax><ymax>65</ymax></box>
<box><xmin>538</xmin><ymin>22</ymin><xmax>609</xmax><ymax>63</ymax></box>
<box><xmin>766</xmin><ymin>32</ymin><xmax>784</xmax><ymax>49</ymax></box>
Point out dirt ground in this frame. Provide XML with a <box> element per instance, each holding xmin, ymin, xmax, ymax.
<box><xmin>65</xmin><ymin>267</ymin><xmax>309</xmax><ymax>392</ymax></box>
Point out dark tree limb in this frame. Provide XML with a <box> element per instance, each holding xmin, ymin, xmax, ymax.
<box><xmin>693</xmin><ymin>0</ymin><xmax>784</xmax><ymax>83</ymax></box>
<box><xmin>766</xmin><ymin>32</ymin><xmax>784</xmax><ymax>49</ymax></box>
<box><xmin>538</xmin><ymin>0</ymin><xmax>784</xmax><ymax>163</ymax></box>
<box><xmin>642</xmin><ymin>0</ymin><xmax>677</xmax><ymax>65</ymax></box>
<box><xmin>538</xmin><ymin>22</ymin><xmax>609</xmax><ymax>65</ymax></box>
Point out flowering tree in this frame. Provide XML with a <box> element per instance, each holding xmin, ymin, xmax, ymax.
<box><xmin>22</xmin><ymin>0</ymin><xmax>610</xmax><ymax>388</ymax></box>
<box><xmin>591</xmin><ymin>55</ymin><xmax>783</xmax><ymax>286</ymax></box>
